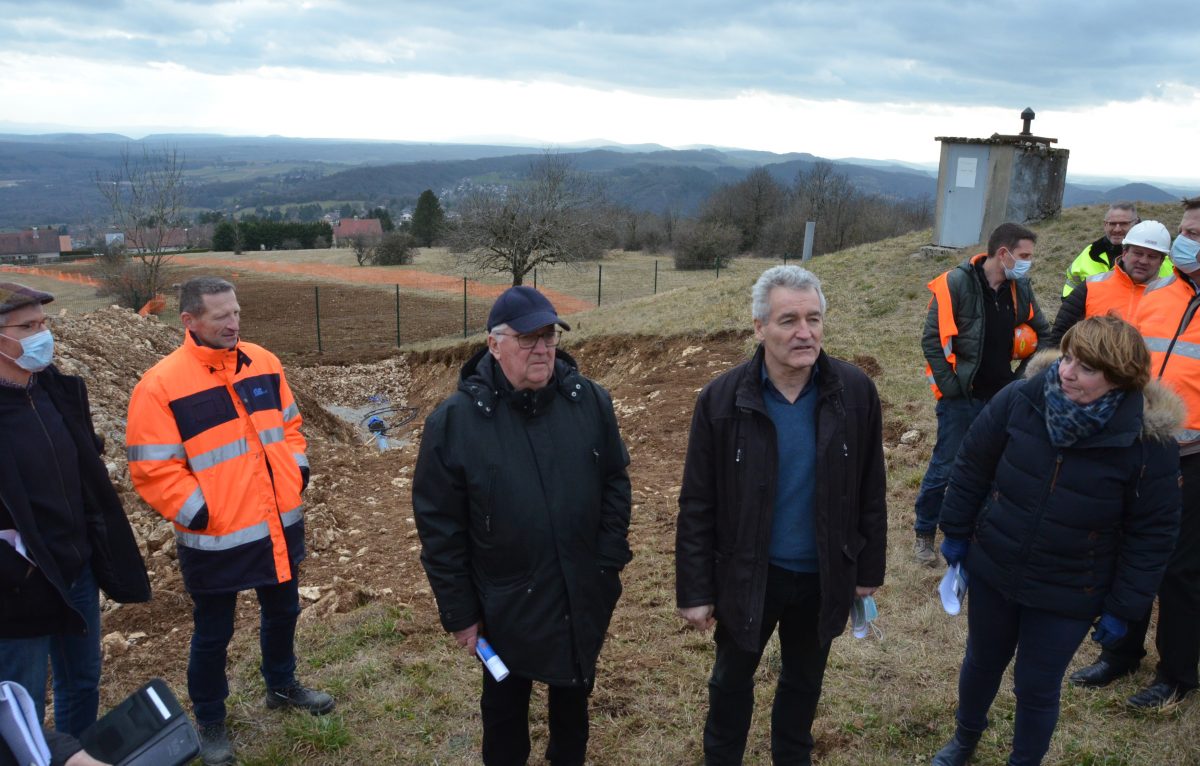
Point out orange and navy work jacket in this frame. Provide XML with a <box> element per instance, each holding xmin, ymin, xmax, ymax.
<box><xmin>1135</xmin><ymin>270</ymin><xmax>1200</xmax><ymax>454</ymax></box>
<box><xmin>923</xmin><ymin>254</ymin><xmax>1038</xmax><ymax>400</ymax></box>
<box><xmin>126</xmin><ymin>332</ymin><xmax>308</xmax><ymax>593</ymax></box>
<box><xmin>1084</xmin><ymin>265</ymin><xmax>1147</xmax><ymax>321</ymax></box>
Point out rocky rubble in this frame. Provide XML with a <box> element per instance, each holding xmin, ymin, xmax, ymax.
<box><xmin>45</xmin><ymin>307</ymin><xmax>408</xmax><ymax>627</ymax></box>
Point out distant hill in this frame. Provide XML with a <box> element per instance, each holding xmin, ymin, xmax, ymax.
<box><xmin>0</xmin><ymin>133</ymin><xmax>1183</xmax><ymax>229</ymax></box>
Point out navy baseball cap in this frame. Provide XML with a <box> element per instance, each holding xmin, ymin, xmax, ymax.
<box><xmin>487</xmin><ymin>286</ymin><xmax>571</xmax><ymax>333</ymax></box>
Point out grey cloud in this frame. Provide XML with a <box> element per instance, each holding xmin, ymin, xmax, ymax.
<box><xmin>0</xmin><ymin>0</ymin><xmax>1194</xmax><ymax>108</ymax></box>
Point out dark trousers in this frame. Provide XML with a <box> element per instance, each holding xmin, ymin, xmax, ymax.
<box><xmin>1100</xmin><ymin>452</ymin><xmax>1200</xmax><ymax>690</ymax></box>
<box><xmin>704</xmin><ymin>566</ymin><xmax>831</xmax><ymax>766</ymax></box>
<box><xmin>955</xmin><ymin>576</ymin><xmax>1092</xmax><ymax>766</ymax></box>
<box><xmin>480</xmin><ymin>670</ymin><xmax>590</xmax><ymax>766</ymax></box>
<box><xmin>914</xmin><ymin>397</ymin><xmax>987</xmax><ymax>535</ymax></box>
<box><xmin>187</xmin><ymin>578</ymin><xmax>300</xmax><ymax>726</ymax></box>
<box><xmin>0</xmin><ymin>566</ymin><xmax>101</xmax><ymax>737</ymax></box>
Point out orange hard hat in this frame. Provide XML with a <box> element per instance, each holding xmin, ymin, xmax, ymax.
<box><xmin>1012</xmin><ymin>323</ymin><xmax>1038</xmax><ymax>360</ymax></box>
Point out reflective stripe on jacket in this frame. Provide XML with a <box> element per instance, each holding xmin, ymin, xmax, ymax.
<box><xmin>1135</xmin><ymin>270</ymin><xmax>1200</xmax><ymax>452</ymax></box>
<box><xmin>126</xmin><ymin>332</ymin><xmax>307</xmax><ymax>593</ymax></box>
<box><xmin>923</xmin><ymin>253</ymin><xmax>1040</xmax><ymax>400</ymax></box>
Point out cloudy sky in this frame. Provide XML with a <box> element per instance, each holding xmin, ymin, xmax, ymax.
<box><xmin>1</xmin><ymin>0</ymin><xmax>1196</xmax><ymax>182</ymax></box>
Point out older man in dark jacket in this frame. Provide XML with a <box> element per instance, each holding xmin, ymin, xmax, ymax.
<box><xmin>676</xmin><ymin>266</ymin><xmax>887</xmax><ymax>765</ymax></box>
<box><xmin>414</xmin><ymin>286</ymin><xmax>632</xmax><ymax>766</ymax></box>
<box><xmin>0</xmin><ymin>282</ymin><xmax>150</xmax><ymax>742</ymax></box>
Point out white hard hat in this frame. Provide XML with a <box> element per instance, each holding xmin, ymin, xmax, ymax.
<box><xmin>1123</xmin><ymin>220</ymin><xmax>1171</xmax><ymax>254</ymax></box>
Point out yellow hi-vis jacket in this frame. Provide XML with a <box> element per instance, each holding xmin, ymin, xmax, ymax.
<box><xmin>126</xmin><ymin>332</ymin><xmax>308</xmax><ymax>593</ymax></box>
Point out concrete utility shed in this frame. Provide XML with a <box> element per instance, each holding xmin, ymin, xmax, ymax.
<box><xmin>933</xmin><ymin>109</ymin><xmax>1069</xmax><ymax>248</ymax></box>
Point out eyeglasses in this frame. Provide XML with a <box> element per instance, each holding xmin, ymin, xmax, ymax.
<box><xmin>0</xmin><ymin>317</ymin><xmax>52</xmax><ymax>333</ymax></box>
<box><xmin>499</xmin><ymin>329</ymin><xmax>561</xmax><ymax>349</ymax></box>
<box><xmin>1103</xmin><ymin>219</ymin><xmax>1135</xmax><ymax>228</ymax></box>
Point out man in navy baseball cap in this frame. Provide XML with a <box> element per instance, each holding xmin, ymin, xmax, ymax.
<box><xmin>486</xmin><ymin>285</ymin><xmax>571</xmax><ymax>334</ymax></box>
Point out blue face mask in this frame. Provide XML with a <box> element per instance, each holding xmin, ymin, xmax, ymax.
<box><xmin>0</xmin><ymin>329</ymin><xmax>54</xmax><ymax>372</ymax></box>
<box><xmin>1170</xmin><ymin>235</ymin><xmax>1200</xmax><ymax>275</ymax></box>
<box><xmin>851</xmin><ymin>595</ymin><xmax>879</xmax><ymax>639</ymax></box>
<box><xmin>1004</xmin><ymin>251</ymin><xmax>1033</xmax><ymax>280</ymax></box>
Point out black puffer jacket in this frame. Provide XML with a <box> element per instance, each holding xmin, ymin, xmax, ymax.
<box><xmin>413</xmin><ymin>348</ymin><xmax>632</xmax><ymax>687</ymax></box>
<box><xmin>0</xmin><ymin>367</ymin><xmax>150</xmax><ymax>638</ymax></box>
<box><xmin>940</xmin><ymin>353</ymin><xmax>1183</xmax><ymax>621</ymax></box>
<box><xmin>676</xmin><ymin>347</ymin><xmax>887</xmax><ymax>651</ymax></box>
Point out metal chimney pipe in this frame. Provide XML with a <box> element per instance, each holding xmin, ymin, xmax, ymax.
<box><xmin>1020</xmin><ymin>107</ymin><xmax>1035</xmax><ymax>136</ymax></box>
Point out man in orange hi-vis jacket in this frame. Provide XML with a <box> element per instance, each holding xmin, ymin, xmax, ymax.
<box><xmin>126</xmin><ymin>276</ymin><xmax>332</xmax><ymax>766</ymax></box>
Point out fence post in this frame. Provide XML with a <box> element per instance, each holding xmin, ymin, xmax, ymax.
<box><xmin>716</xmin><ymin>258</ymin><xmax>720</xmax><ymax>279</ymax></box>
<box><xmin>534</xmin><ymin>268</ymin><xmax>538</xmax><ymax>289</ymax></box>
<box><xmin>314</xmin><ymin>286</ymin><xmax>323</xmax><ymax>353</ymax></box>
<box><xmin>395</xmin><ymin>284</ymin><xmax>401</xmax><ymax>347</ymax></box>
<box><xmin>597</xmin><ymin>264</ymin><xmax>602</xmax><ymax>306</ymax></box>
<box><xmin>653</xmin><ymin>260</ymin><xmax>658</xmax><ymax>295</ymax></box>
<box><xmin>463</xmin><ymin>277</ymin><xmax>468</xmax><ymax>338</ymax></box>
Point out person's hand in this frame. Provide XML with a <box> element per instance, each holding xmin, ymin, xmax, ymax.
<box><xmin>678</xmin><ymin>604</ymin><xmax>715</xmax><ymax>632</ymax></box>
<box><xmin>940</xmin><ymin>537</ymin><xmax>969</xmax><ymax>566</ymax></box>
<box><xmin>65</xmin><ymin>750</ymin><xmax>111</xmax><ymax>766</ymax></box>
<box><xmin>855</xmin><ymin>585</ymin><xmax>878</xmax><ymax>597</ymax></box>
<box><xmin>1091</xmin><ymin>613</ymin><xmax>1128</xmax><ymax>648</ymax></box>
<box><xmin>453</xmin><ymin>622</ymin><xmax>480</xmax><ymax>654</ymax></box>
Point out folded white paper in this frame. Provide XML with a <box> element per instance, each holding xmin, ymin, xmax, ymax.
<box><xmin>939</xmin><ymin>563</ymin><xmax>968</xmax><ymax>616</ymax></box>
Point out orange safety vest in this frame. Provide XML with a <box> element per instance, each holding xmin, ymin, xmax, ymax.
<box><xmin>126</xmin><ymin>332</ymin><xmax>308</xmax><ymax>593</ymax></box>
<box><xmin>924</xmin><ymin>254</ymin><xmax>1035</xmax><ymax>399</ymax></box>
<box><xmin>1083</xmin><ymin>265</ymin><xmax>1147</xmax><ymax>321</ymax></box>
<box><xmin>1134</xmin><ymin>271</ymin><xmax>1200</xmax><ymax>450</ymax></box>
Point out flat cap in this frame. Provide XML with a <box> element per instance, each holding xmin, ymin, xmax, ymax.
<box><xmin>0</xmin><ymin>282</ymin><xmax>55</xmax><ymax>314</ymax></box>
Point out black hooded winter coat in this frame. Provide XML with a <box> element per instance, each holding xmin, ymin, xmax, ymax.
<box><xmin>413</xmin><ymin>348</ymin><xmax>632</xmax><ymax>687</ymax></box>
<box><xmin>940</xmin><ymin>354</ymin><xmax>1183</xmax><ymax>621</ymax></box>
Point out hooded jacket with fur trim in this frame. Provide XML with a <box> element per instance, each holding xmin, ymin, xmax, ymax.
<box><xmin>939</xmin><ymin>351</ymin><xmax>1183</xmax><ymax>620</ymax></box>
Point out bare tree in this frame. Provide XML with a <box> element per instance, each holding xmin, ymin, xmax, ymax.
<box><xmin>94</xmin><ymin>145</ymin><xmax>187</xmax><ymax>309</ymax></box>
<box><xmin>449</xmin><ymin>153</ymin><xmax>609</xmax><ymax>285</ymax></box>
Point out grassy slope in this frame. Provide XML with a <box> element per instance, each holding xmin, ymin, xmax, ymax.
<box><xmin>214</xmin><ymin>202</ymin><xmax>1198</xmax><ymax>764</ymax></box>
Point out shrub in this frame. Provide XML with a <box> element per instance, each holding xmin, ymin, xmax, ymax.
<box><xmin>373</xmin><ymin>232</ymin><xmax>415</xmax><ymax>265</ymax></box>
<box><xmin>672</xmin><ymin>221</ymin><xmax>741</xmax><ymax>270</ymax></box>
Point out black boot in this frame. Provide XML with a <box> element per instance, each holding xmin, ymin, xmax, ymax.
<box><xmin>932</xmin><ymin>726</ymin><xmax>983</xmax><ymax>766</ymax></box>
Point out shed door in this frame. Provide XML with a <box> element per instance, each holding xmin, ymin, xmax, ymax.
<box><xmin>938</xmin><ymin>145</ymin><xmax>990</xmax><ymax>248</ymax></box>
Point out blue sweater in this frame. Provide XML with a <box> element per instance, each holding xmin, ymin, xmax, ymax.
<box><xmin>762</xmin><ymin>368</ymin><xmax>819</xmax><ymax>572</ymax></box>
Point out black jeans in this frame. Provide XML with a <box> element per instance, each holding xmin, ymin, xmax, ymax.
<box><xmin>1101</xmin><ymin>453</ymin><xmax>1200</xmax><ymax>690</ymax></box>
<box><xmin>480</xmin><ymin>670</ymin><xmax>590</xmax><ymax>766</ymax></box>
<box><xmin>188</xmin><ymin>578</ymin><xmax>301</xmax><ymax>726</ymax></box>
<box><xmin>704</xmin><ymin>566</ymin><xmax>831</xmax><ymax>766</ymax></box>
<box><xmin>956</xmin><ymin>575</ymin><xmax>1092</xmax><ymax>766</ymax></box>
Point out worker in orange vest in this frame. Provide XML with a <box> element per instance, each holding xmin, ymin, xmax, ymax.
<box><xmin>126</xmin><ymin>277</ymin><xmax>333</xmax><ymax>766</ymax></box>
<box><xmin>1069</xmin><ymin>198</ymin><xmax>1200</xmax><ymax>708</ymax></box>
<box><xmin>914</xmin><ymin>223</ymin><xmax>1049</xmax><ymax>566</ymax></box>
<box><xmin>1046</xmin><ymin>220</ymin><xmax>1172</xmax><ymax>347</ymax></box>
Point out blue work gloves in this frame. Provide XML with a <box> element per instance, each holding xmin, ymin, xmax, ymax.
<box><xmin>1091</xmin><ymin>612</ymin><xmax>1128</xmax><ymax>648</ymax></box>
<box><xmin>940</xmin><ymin>537</ymin><xmax>969</xmax><ymax>566</ymax></box>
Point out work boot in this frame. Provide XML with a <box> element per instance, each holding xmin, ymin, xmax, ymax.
<box><xmin>1068</xmin><ymin>658</ymin><xmax>1138</xmax><ymax>688</ymax></box>
<box><xmin>1126</xmin><ymin>681</ymin><xmax>1192</xmax><ymax>710</ymax></box>
<box><xmin>914</xmin><ymin>532</ymin><xmax>938</xmax><ymax>567</ymax></box>
<box><xmin>197</xmin><ymin>721</ymin><xmax>235</xmax><ymax>766</ymax></box>
<box><xmin>265</xmin><ymin>682</ymin><xmax>336</xmax><ymax>715</ymax></box>
<box><xmin>931</xmin><ymin>725</ymin><xmax>983</xmax><ymax>766</ymax></box>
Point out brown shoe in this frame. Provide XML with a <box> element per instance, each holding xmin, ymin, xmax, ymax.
<box><xmin>914</xmin><ymin>533</ymin><xmax>938</xmax><ymax>567</ymax></box>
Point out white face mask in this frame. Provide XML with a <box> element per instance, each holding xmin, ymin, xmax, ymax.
<box><xmin>1004</xmin><ymin>251</ymin><xmax>1033</xmax><ymax>280</ymax></box>
<box><xmin>851</xmin><ymin>595</ymin><xmax>879</xmax><ymax>639</ymax></box>
<box><xmin>0</xmin><ymin>329</ymin><xmax>54</xmax><ymax>372</ymax></box>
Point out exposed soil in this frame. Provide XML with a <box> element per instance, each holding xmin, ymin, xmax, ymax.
<box><xmin>48</xmin><ymin>306</ymin><xmax>775</xmax><ymax>720</ymax></box>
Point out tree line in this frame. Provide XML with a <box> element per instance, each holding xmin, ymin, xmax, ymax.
<box><xmin>91</xmin><ymin>147</ymin><xmax>932</xmax><ymax>308</ymax></box>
